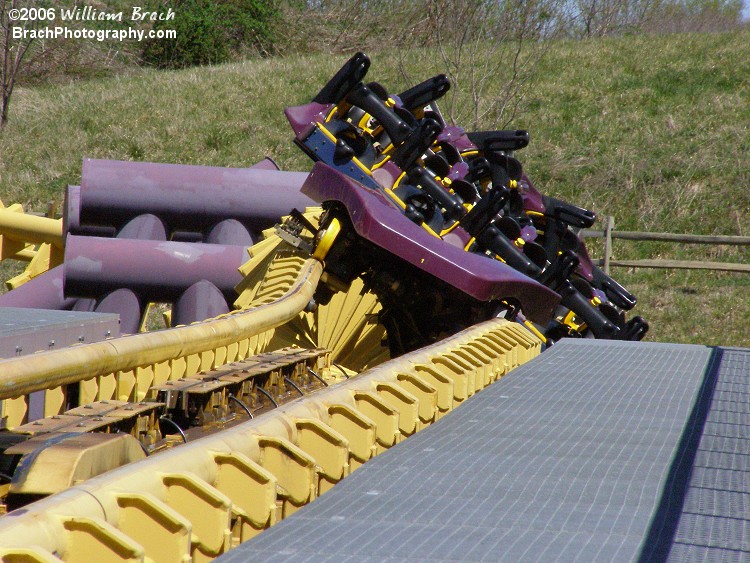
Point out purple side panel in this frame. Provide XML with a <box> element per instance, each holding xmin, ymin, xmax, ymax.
<box><xmin>519</xmin><ymin>173</ymin><xmax>546</xmax><ymax>215</ymax></box>
<box><xmin>438</xmin><ymin>126</ymin><xmax>477</xmax><ymax>153</ymax></box>
<box><xmin>172</xmin><ymin>280</ymin><xmax>230</xmax><ymax>326</ymax></box>
<box><xmin>95</xmin><ymin>289</ymin><xmax>142</xmax><ymax>334</ymax></box>
<box><xmin>574</xmin><ymin>241</ymin><xmax>595</xmax><ymax>281</ymax></box>
<box><xmin>371</xmin><ymin>161</ymin><xmax>402</xmax><ymax>190</ymax></box>
<box><xmin>442</xmin><ymin>228</ymin><xmax>471</xmax><ymax>249</ymax></box>
<box><xmin>63</xmin><ymin>235</ymin><xmax>247</xmax><ymax>302</ymax></box>
<box><xmin>301</xmin><ymin>163</ymin><xmax>559</xmax><ymax>324</ymax></box>
<box><xmin>518</xmin><ymin>173</ymin><xmax>595</xmax><ymax>281</ymax></box>
<box><xmin>0</xmin><ymin>266</ymin><xmax>76</xmax><ymax>310</ymax></box>
<box><xmin>78</xmin><ymin>159</ymin><xmax>313</xmax><ymax>233</ymax></box>
<box><xmin>28</xmin><ymin>392</ymin><xmax>44</xmax><ymax>421</ymax></box>
<box><xmin>285</xmin><ymin>102</ymin><xmax>334</xmax><ymax>139</ymax></box>
<box><xmin>249</xmin><ymin>156</ymin><xmax>281</xmax><ymax>171</ymax></box>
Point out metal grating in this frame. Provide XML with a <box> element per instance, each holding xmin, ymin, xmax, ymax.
<box><xmin>665</xmin><ymin>347</ymin><xmax>750</xmax><ymax>562</ymax></box>
<box><xmin>220</xmin><ymin>339</ymin><xmax>729</xmax><ymax>562</ymax></box>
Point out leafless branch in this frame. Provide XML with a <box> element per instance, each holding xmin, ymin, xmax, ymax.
<box><xmin>1</xmin><ymin>0</ymin><xmax>35</xmax><ymax>129</ymax></box>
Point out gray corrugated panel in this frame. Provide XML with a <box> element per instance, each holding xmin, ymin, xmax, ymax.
<box><xmin>0</xmin><ymin>307</ymin><xmax>120</xmax><ymax>358</ymax></box>
<box><xmin>218</xmin><ymin>340</ymin><xmax>720</xmax><ymax>563</ymax></box>
<box><xmin>665</xmin><ymin>348</ymin><xmax>750</xmax><ymax>562</ymax></box>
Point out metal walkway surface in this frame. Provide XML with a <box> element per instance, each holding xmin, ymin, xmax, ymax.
<box><xmin>218</xmin><ymin>339</ymin><xmax>750</xmax><ymax>562</ymax></box>
<box><xmin>0</xmin><ymin>307</ymin><xmax>120</xmax><ymax>359</ymax></box>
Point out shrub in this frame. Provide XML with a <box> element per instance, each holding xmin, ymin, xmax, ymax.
<box><xmin>142</xmin><ymin>0</ymin><xmax>279</xmax><ymax>69</ymax></box>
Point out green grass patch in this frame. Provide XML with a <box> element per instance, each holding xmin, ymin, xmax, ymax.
<box><xmin>0</xmin><ymin>31</ymin><xmax>748</xmax><ymax>346</ymax></box>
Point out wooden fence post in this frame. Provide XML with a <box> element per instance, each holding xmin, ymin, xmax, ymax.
<box><xmin>579</xmin><ymin>216</ymin><xmax>749</xmax><ymax>272</ymax></box>
<box><xmin>604</xmin><ymin>215</ymin><xmax>614</xmax><ymax>275</ymax></box>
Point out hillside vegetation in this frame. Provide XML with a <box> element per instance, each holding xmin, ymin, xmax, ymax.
<box><xmin>0</xmin><ymin>30</ymin><xmax>748</xmax><ymax>346</ymax></box>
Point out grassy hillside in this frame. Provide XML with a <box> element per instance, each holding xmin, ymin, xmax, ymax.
<box><xmin>0</xmin><ymin>31</ymin><xmax>748</xmax><ymax>346</ymax></box>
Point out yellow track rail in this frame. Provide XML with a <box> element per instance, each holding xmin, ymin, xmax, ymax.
<box><xmin>0</xmin><ymin>318</ymin><xmax>540</xmax><ymax>562</ymax></box>
<box><xmin>0</xmin><ymin>252</ymin><xmax>321</xmax><ymax>427</ymax></box>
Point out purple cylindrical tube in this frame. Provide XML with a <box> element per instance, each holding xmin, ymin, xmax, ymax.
<box><xmin>205</xmin><ymin>219</ymin><xmax>254</xmax><ymax>246</ymax></box>
<box><xmin>117</xmin><ymin>213</ymin><xmax>168</xmax><ymax>241</ymax></box>
<box><xmin>78</xmin><ymin>159</ymin><xmax>313</xmax><ymax>233</ymax></box>
<box><xmin>171</xmin><ymin>280</ymin><xmax>230</xmax><ymax>326</ymax></box>
<box><xmin>64</xmin><ymin>185</ymin><xmax>116</xmax><ymax>238</ymax></box>
<box><xmin>0</xmin><ymin>266</ymin><xmax>76</xmax><ymax>310</ymax></box>
<box><xmin>95</xmin><ymin>289</ymin><xmax>142</xmax><ymax>334</ymax></box>
<box><xmin>63</xmin><ymin>235</ymin><xmax>247</xmax><ymax>302</ymax></box>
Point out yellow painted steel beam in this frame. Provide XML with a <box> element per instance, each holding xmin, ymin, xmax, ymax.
<box><xmin>0</xmin><ymin>207</ymin><xmax>63</xmax><ymax>248</ymax></box>
<box><xmin>0</xmin><ymin>202</ymin><xmax>64</xmax><ymax>289</ymax></box>
<box><xmin>5</xmin><ymin>242</ymin><xmax>64</xmax><ymax>290</ymax></box>
<box><xmin>0</xmin><ymin>318</ymin><xmax>540</xmax><ymax>561</ymax></box>
<box><xmin>0</xmin><ymin>256</ymin><xmax>322</xmax><ymax>401</ymax></box>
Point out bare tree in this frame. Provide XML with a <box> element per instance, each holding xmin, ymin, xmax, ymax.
<box><xmin>574</xmin><ymin>0</ymin><xmax>742</xmax><ymax>36</ymax></box>
<box><xmin>417</xmin><ymin>0</ymin><xmax>566</xmax><ymax>130</ymax></box>
<box><xmin>643</xmin><ymin>0</ymin><xmax>744</xmax><ymax>33</ymax></box>
<box><xmin>577</xmin><ymin>0</ymin><xmax>634</xmax><ymax>36</ymax></box>
<box><xmin>1</xmin><ymin>0</ymin><xmax>34</xmax><ymax>130</ymax></box>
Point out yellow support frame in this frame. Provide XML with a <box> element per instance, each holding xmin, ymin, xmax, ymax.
<box><xmin>0</xmin><ymin>318</ymin><xmax>541</xmax><ymax>561</ymax></box>
<box><xmin>0</xmin><ymin>252</ymin><xmax>321</xmax><ymax>428</ymax></box>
